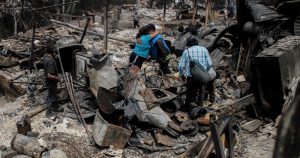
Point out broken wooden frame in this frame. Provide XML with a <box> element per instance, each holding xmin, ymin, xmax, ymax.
<box><xmin>215</xmin><ymin>94</ymin><xmax>256</xmax><ymax>119</ymax></box>
<box><xmin>182</xmin><ymin>117</ymin><xmax>235</xmax><ymax>158</ymax></box>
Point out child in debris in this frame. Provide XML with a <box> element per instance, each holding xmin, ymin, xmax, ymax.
<box><xmin>129</xmin><ymin>26</ymin><xmax>158</xmax><ymax>68</ymax></box>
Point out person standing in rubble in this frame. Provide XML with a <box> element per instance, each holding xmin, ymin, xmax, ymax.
<box><xmin>146</xmin><ymin>23</ymin><xmax>172</xmax><ymax>74</ymax></box>
<box><xmin>178</xmin><ymin>37</ymin><xmax>215</xmax><ymax>107</ymax></box>
<box><xmin>44</xmin><ymin>46</ymin><xmax>60</xmax><ymax>112</ymax></box>
<box><xmin>133</xmin><ymin>11</ymin><xmax>141</xmax><ymax>29</ymax></box>
<box><xmin>129</xmin><ymin>26</ymin><xmax>158</xmax><ymax>68</ymax></box>
<box><xmin>225</xmin><ymin>0</ymin><xmax>236</xmax><ymax>19</ymax></box>
<box><xmin>173</xmin><ymin>24</ymin><xmax>199</xmax><ymax>57</ymax></box>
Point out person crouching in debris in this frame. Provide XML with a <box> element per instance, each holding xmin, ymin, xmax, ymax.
<box><xmin>129</xmin><ymin>26</ymin><xmax>158</xmax><ymax>68</ymax></box>
<box><xmin>146</xmin><ymin>23</ymin><xmax>172</xmax><ymax>74</ymax></box>
<box><xmin>178</xmin><ymin>37</ymin><xmax>216</xmax><ymax>108</ymax></box>
<box><xmin>44</xmin><ymin>46</ymin><xmax>61</xmax><ymax>112</ymax></box>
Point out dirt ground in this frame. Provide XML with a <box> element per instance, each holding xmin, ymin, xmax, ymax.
<box><xmin>0</xmin><ymin>95</ymin><xmax>277</xmax><ymax>158</ymax></box>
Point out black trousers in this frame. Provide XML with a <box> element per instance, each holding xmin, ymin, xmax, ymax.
<box><xmin>134</xmin><ymin>21</ymin><xmax>140</xmax><ymax>28</ymax></box>
<box><xmin>185</xmin><ymin>77</ymin><xmax>215</xmax><ymax>106</ymax></box>
<box><xmin>46</xmin><ymin>81</ymin><xmax>57</xmax><ymax>108</ymax></box>
<box><xmin>129</xmin><ymin>52</ymin><xmax>146</xmax><ymax>68</ymax></box>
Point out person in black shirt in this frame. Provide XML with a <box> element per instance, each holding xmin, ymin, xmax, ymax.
<box><xmin>44</xmin><ymin>46</ymin><xmax>60</xmax><ymax>111</ymax></box>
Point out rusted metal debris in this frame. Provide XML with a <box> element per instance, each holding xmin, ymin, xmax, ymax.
<box><xmin>93</xmin><ymin>111</ymin><xmax>132</xmax><ymax>149</ymax></box>
<box><xmin>180</xmin><ymin>120</ymin><xmax>199</xmax><ymax>136</ymax></box>
<box><xmin>175</xmin><ymin>111</ymin><xmax>190</xmax><ymax>122</ymax></box>
<box><xmin>141</xmin><ymin>88</ymin><xmax>177</xmax><ymax>109</ymax></box>
<box><xmin>155</xmin><ymin>132</ymin><xmax>175</xmax><ymax>147</ymax></box>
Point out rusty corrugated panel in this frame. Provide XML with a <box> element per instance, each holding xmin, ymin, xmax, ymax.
<box><xmin>246</xmin><ymin>1</ymin><xmax>283</xmax><ymax>22</ymax></box>
<box><xmin>141</xmin><ymin>88</ymin><xmax>177</xmax><ymax>109</ymax></box>
<box><xmin>155</xmin><ymin>133</ymin><xmax>175</xmax><ymax>147</ymax></box>
<box><xmin>93</xmin><ymin>111</ymin><xmax>132</xmax><ymax>149</ymax></box>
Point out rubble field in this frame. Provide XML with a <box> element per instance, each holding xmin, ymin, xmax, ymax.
<box><xmin>1</xmin><ymin>0</ymin><xmax>300</xmax><ymax>158</ymax></box>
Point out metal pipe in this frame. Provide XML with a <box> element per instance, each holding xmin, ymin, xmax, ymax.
<box><xmin>103</xmin><ymin>0</ymin><xmax>109</xmax><ymax>52</ymax></box>
<box><xmin>79</xmin><ymin>17</ymin><xmax>91</xmax><ymax>43</ymax></box>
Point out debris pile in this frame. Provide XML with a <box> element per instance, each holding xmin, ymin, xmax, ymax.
<box><xmin>1</xmin><ymin>0</ymin><xmax>300</xmax><ymax>157</ymax></box>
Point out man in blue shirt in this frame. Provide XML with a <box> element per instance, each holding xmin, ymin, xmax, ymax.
<box><xmin>178</xmin><ymin>37</ymin><xmax>215</xmax><ymax>107</ymax></box>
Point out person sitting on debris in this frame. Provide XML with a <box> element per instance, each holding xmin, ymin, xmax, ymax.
<box><xmin>129</xmin><ymin>26</ymin><xmax>158</xmax><ymax>68</ymax></box>
<box><xmin>133</xmin><ymin>11</ymin><xmax>141</xmax><ymax>29</ymax></box>
<box><xmin>43</xmin><ymin>46</ymin><xmax>61</xmax><ymax>112</ymax></box>
<box><xmin>178</xmin><ymin>37</ymin><xmax>215</xmax><ymax>107</ymax></box>
<box><xmin>146</xmin><ymin>23</ymin><xmax>172</xmax><ymax>74</ymax></box>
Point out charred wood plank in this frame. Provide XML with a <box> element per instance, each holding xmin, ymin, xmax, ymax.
<box><xmin>26</xmin><ymin>105</ymin><xmax>47</xmax><ymax>118</ymax></box>
<box><xmin>210</xmin><ymin>123</ymin><xmax>225</xmax><ymax>158</ymax></box>
<box><xmin>0</xmin><ymin>74</ymin><xmax>26</xmax><ymax>99</ymax></box>
<box><xmin>181</xmin><ymin>118</ymin><xmax>230</xmax><ymax>158</ymax></box>
<box><xmin>226</xmin><ymin>119</ymin><xmax>234</xmax><ymax>158</ymax></box>
<box><xmin>49</xmin><ymin>19</ymin><xmax>134</xmax><ymax>44</ymax></box>
<box><xmin>216</xmin><ymin>94</ymin><xmax>256</xmax><ymax>119</ymax></box>
<box><xmin>197</xmin><ymin>118</ymin><xmax>231</xmax><ymax>158</ymax></box>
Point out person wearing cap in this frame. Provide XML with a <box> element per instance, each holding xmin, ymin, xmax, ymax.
<box><xmin>178</xmin><ymin>37</ymin><xmax>215</xmax><ymax>107</ymax></box>
<box><xmin>146</xmin><ymin>23</ymin><xmax>172</xmax><ymax>74</ymax></box>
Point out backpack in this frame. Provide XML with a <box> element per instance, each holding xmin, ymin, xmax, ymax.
<box><xmin>150</xmin><ymin>34</ymin><xmax>170</xmax><ymax>59</ymax></box>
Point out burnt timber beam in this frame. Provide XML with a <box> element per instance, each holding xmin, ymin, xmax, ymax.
<box><xmin>210</xmin><ymin>123</ymin><xmax>226</xmax><ymax>158</ymax></box>
<box><xmin>49</xmin><ymin>19</ymin><xmax>134</xmax><ymax>44</ymax></box>
<box><xmin>28</xmin><ymin>1</ymin><xmax>79</xmax><ymax>12</ymax></box>
<box><xmin>181</xmin><ymin>118</ymin><xmax>231</xmax><ymax>158</ymax></box>
<box><xmin>216</xmin><ymin>94</ymin><xmax>256</xmax><ymax>119</ymax></box>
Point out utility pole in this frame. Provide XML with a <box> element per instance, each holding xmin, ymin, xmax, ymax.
<box><xmin>163</xmin><ymin>0</ymin><xmax>167</xmax><ymax>31</ymax></box>
<box><xmin>192</xmin><ymin>0</ymin><xmax>197</xmax><ymax>24</ymax></box>
<box><xmin>103</xmin><ymin>0</ymin><xmax>109</xmax><ymax>52</ymax></box>
<box><xmin>204</xmin><ymin>0</ymin><xmax>211</xmax><ymax>27</ymax></box>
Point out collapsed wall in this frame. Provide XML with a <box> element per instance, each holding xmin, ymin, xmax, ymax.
<box><xmin>255</xmin><ymin>36</ymin><xmax>300</xmax><ymax>116</ymax></box>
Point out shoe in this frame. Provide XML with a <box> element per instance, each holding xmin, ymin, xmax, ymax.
<box><xmin>190</xmin><ymin>102</ymin><xmax>198</xmax><ymax>107</ymax></box>
<box><xmin>51</xmin><ymin>105</ymin><xmax>64</xmax><ymax>112</ymax></box>
<box><xmin>209</xmin><ymin>95</ymin><xmax>215</xmax><ymax>104</ymax></box>
<box><xmin>209</xmin><ymin>98</ymin><xmax>215</xmax><ymax>104</ymax></box>
<box><xmin>45</xmin><ymin>109</ymin><xmax>53</xmax><ymax>117</ymax></box>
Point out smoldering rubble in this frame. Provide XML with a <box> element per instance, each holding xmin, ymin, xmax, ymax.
<box><xmin>0</xmin><ymin>0</ymin><xmax>300</xmax><ymax>158</ymax></box>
